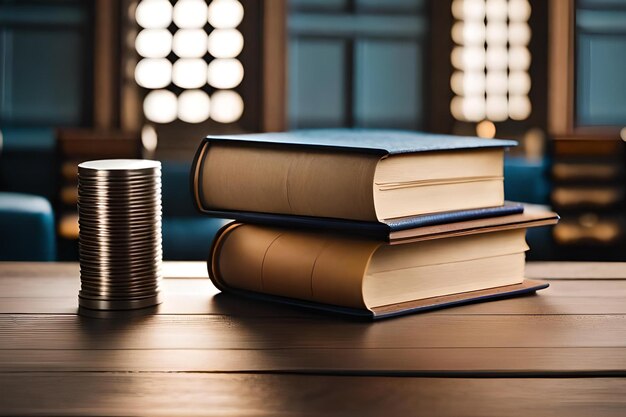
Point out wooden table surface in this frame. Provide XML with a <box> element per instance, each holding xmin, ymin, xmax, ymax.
<box><xmin>0</xmin><ymin>261</ymin><xmax>625</xmax><ymax>416</ymax></box>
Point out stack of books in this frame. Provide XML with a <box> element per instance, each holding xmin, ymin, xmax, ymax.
<box><xmin>191</xmin><ymin>130</ymin><xmax>558</xmax><ymax>319</ymax></box>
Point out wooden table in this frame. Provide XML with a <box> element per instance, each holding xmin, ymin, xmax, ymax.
<box><xmin>1</xmin><ymin>262</ymin><xmax>625</xmax><ymax>416</ymax></box>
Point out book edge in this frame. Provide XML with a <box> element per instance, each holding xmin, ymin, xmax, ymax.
<box><xmin>205</xmin><ymin>273</ymin><xmax>548</xmax><ymax>320</ymax></box>
<box><xmin>191</xmin><ymin>204</ymin><xmax>531</xmax><ymax>239</ymax></box>
<box><xmin>370</xmin><ymin>279</ymin><xmax>549</xmax><ymax>318</ymax></box>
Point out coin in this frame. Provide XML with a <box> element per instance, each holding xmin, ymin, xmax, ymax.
<box><xmin>78</xmin><ymin>159</ymin><xmax>160</xmax><ymax>173</ymax></box>
<box><xmin>78</xmin><ymin>294</ymin><xmax>162</xmax><ymax>310</ymax></box>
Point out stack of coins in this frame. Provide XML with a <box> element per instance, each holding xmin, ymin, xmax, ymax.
<box><xmin>77</xmin><ymin>159</ymin><xmax>162</xmax><ymax>312</ymax></box>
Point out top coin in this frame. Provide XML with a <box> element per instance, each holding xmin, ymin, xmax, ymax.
<box><xmin>78</xmin><ymin>160</ymin><xmax>161</xmax><ymax>176</ymax></box>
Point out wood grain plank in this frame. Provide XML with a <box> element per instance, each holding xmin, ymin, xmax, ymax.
<box><xmin>547</xmin><ymin>0</ymin><xmax>575</xmax><ymax>134</ymax></box>
<box><xmin>3</xmin><ymin>261</ymin><xmax>626</xmax><ymax>281</ymax></box>
<box><xmin>1</xmin><ymin>261</ymin><xmax>625</xmax><ymax>415</ymax></box>
<box><xmin>1</xmin><ymin>314</ymin><xmax>624</xmax><ymax>350</ymax></box>
<box><xmin>1</xmin><ymin>373</ymin><xmax>625</xmax><ymax>417</ymax></box>
<box><xmin>526</xmin><ymin>262</ymin><xmax>626</xmax><ymax>280</ymax></box>
<box><xmin>0</xmin><ymin>262</ymin><xmax>207</xmax><ymax>280</ymax></box>
<box><xmin>262</xmin><ymin>0</ymin><xmax>287</xmax><ymax>131</ymax></box>
<box><xmin>3</xmin><ymin>293</ymin><xmax>626</xmax><ymax>316</ymax></box>
<box><xmin>0</xmin><ymin>347</ymin><xmax>624</xmax><ymax>375</ymax></box>
<box><xmin>1</xmin><ymin>277</ymin><xmax>626</xmax><ymax>315</ymax></box>
<box><xmin>5</xmin><ymin>275</ymin><xmax>626</xmax><ymax>298</ymax></box>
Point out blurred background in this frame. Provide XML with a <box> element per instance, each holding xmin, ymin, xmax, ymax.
<box><xmin>0</xmin><ymin>0</ymin><xmax>624</xmax><ymax>262</ymax></box>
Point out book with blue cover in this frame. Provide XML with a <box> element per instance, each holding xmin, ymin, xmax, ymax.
<box><xmin>191</xmin><ymin>129</ymin><xmax>520</xmax><ymax>236</ymax></box>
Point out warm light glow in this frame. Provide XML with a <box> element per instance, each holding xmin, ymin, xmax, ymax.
<box><xmin>173</xmin><ymin>0</ymin><xmax>208</xmax><ymax>29</ymax></box>
<box><xmin>485</xmin><ymin>21</ymin><xmax>508</xmax><ymax>45</ymax></box>
<box><xmin>508</xmin><ymin>0</ymin><xmax>531</xmax><ymax>21</ymax></box>
<box><xmin>143</xmin><ymin>90</ymin><xmax>177</xmax><ymax>123</ymax></box>
<box><xmin>450</xmin><ymin>96</ymin><xmax>485</xmax><ymax>122</ymax></box>
<box><xmin>135</xmin><ymin>58</ymin><xmax>172</xmax><ymax>89</ymax></box>
<box><xmin>486</xmin><ymin>71</ymin><xmax>508</xmax><ymax>95</ymax></box>
<box><xmin>135</xmin><ymin>29</ymin><xmax>172</xmax><ymax>58</ymax></box>
<box><xmin>450</xmin><ymin>70</ymin><xmax>485</xmax><ymax>96</ymax></box>
<box><xmin>451</xmin><ymin>0</ymin><xmax>485</xmax><ymax>21</ymax></box>
<box><xmin>476</xmin><ymin>120</ymin><xmax>496</xmax><ymax>138</ymax></box>
<box><xmin>463</xmin><ymin>96</ymin><xmax>486</xmax><ymax>121</ymax></box>
<box><xmin>58</xmin><ymin>213</ymin><xmax>79</xmax><ymax>239</ymax></box>
<box><xmin>508</xmin><ymin>95</ymin><xmax>532</xmax><ymax>120</ymax></box>
<box><xmin>172</xmin><ymin>59</ymin><xmax>207</xmax><ymax>88</ymax></box>
<box><xmin>508</xmin><ymin>22</ymin><xmax>531</xmax><ymax>45</ymax></box>
<box><xmin>450</xmin><ymin>0</ymin><xmax>532</xmax><ymax>122</ymax></box>
<box><xmin>485</xmin><ymin>95</ymin><xmax>508</xmax><ymax>121</ymax></box>
<box><xmin>450</xmin><ymin>96</ymin><xmax>463</xmax><ymax>120</ymax></box>
<box><xmin>208</xmin><ymin>0</ymin><xmax>244</xmax><ymax>29</ymax></box>
<box><xmin>451</xmin><ymin>22</ymin><xmax>464</xmax><ymax>45</ymax></box>
<box><xmin>450</xmin><ymin>47</ymin><xmax>463</xmax><ymax>70</ymax></box>
<box><xmin>136</xmin><ymin>1</ymin><xmax>249</xmax><ymax>125</ymax></box>
<box><xmin>450</xmin><ymin>71</ymin><xmax>464</xmax><ymax>95</ymax></box>
<box><xmin>451</xmin><ymin>21</ymin><xmax>486</xmax><ymax>46</ymax></box>
<box><xmin>178</xmin><ymin>90</ymin><xmax>211</xmax><ymax>123</ymax></box>
<box><xmin>207</xmin><ymin>29</ymin><xmax>244</xmax><ymax>58</ymax></box>
<box><xmin>210</xmin><ymin>90</ymin><xmax>244</xmax><ymax>123</ymax></box>
<box><xmin>508</xmin><ymin>46</ymin><xmax>531</xmax><ymax>70</ymax></box>
<box><xmin>136</xmin><ymin>0</ymin><xmax>173</xmax><ymax>29</ymax></box>
<box><xmin>508</xmin><ymin>71</ymin><xmax>531</xmax><ymax>95</ymax></box>
<box><xmin>524</xmin><ymin>127</ymin><xmax>545</xmax><ymax>160</ymax></box>
<box><xmin>451</xmin><ymin>46</ymin><xmax>485</xmax><ymax>71</ymax></box>
<box><xmin>172</xmin><ymin>29</ymin><xmax>208</xmax><ymax>58</ymax></box>
<box><xmin>485</xmin><ymin>0</ymin><xmax>507</xmax><ymax>20</ymax></box>
<box><xmin>141</xmin><ymin>125</ymin><xmax>158</xmax><ymax>152</ymax></box>
<box><xmin>486</xmin><ymin>46</ymin><xmax>508</xmax><ymax>70</ymax></box>
<box><xmin>620</xmin><ymin>127</ymin><xmax>626</xmax><ymax>142</ymax></box>
<box><xmin>207</xmin><ymin>58</ymin><xmax>244</xmax><ymax>89</ymax></box>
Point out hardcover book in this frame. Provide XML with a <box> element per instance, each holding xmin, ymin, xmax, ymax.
<box><xmin>191</xmin><ymin>129</ymin><xmax>518</xmax><ymax>223</ymax></box>
<box><xmin>207</xmin><ymin>210</ymin><xmax>558</xmax><ymax>319</ymax></box>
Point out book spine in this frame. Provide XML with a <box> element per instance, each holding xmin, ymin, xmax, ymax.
<box><xmin>208</xmin><ymin>223</ymin><xmax>378</xmax><ymax>309</ymax></box>
<box><xmin>189</xmin><ymin>138</ymin><xmax>210</xmax><ymax>214</ymax></box>
<box><xmin>191</xmin><ymin>139</ymin><xmax>380</xmax><ymax>221</ymax></box>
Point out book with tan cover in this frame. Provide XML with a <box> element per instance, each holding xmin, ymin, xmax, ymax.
<box><xmin>207</xmin><ymin>211</ymin><xmax>557</xmax><ymax>319</ymax></box>
<box><xmin>191</xmin><ymin>129</ymin><xmax>518</xmax><ymax>224</ymax></box>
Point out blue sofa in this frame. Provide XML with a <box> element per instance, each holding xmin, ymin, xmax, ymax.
<box><xmin>161</xmin><ymin>161</ymin><xmax>230</xmax><ymax>260</ymax></box>
<box><xmin>504</xmin><ymin>156</ymin><xmax>550</xmax><ymax>205</ymax></box>
<box><xmin>0</xmin><ymin>128</ymin><xmax>57</xmax><ymax>261</ymax></box>
<box><xmin>0</xmin><ymin>192</ymin><xmax>56</xmax><ymax>261</ymax></box>
<box><xmin>504</xmin><ymin>156</ymin><xmax>555</xmax><ymax>260</ymax></box>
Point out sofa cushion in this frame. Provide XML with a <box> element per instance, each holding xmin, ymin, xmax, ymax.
<box><xmin>0</xmin><ymin>192</ymin><xmax>55</xmax><ymax>261</ymax></box>
<box><xmin>163</xmin><ymin>217</ymin><xmax>231</xmax><ymax>260</ymax></box>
